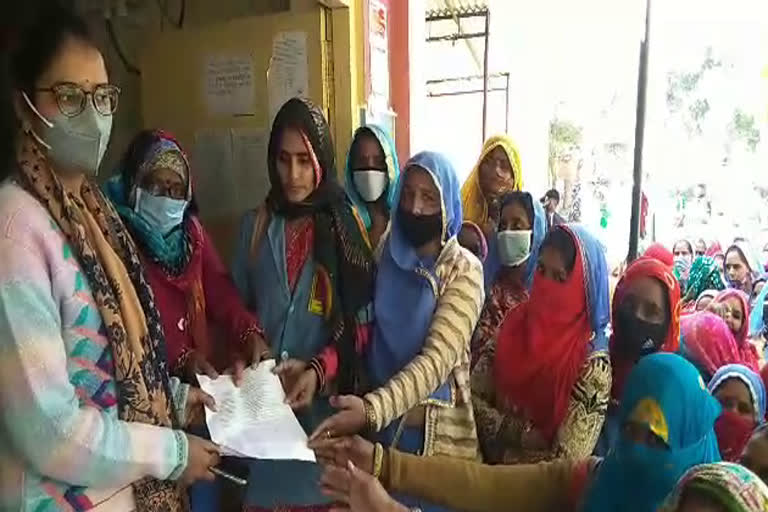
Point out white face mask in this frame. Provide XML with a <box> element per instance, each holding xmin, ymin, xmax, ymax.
<box><xmin>353</xmin><ymin>169</ymin><xmax>388</xmax><ymax>202</ymax></box>
<box><xmin>497</xmin><ymin>229</ymin><xmax>532</xmax><ymax>267</ymax></box>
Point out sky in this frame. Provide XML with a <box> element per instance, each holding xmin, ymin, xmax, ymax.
<box><xmin>420</xmin><ymin>0</ymin><xmax>768</xmax><ymax>253</ymax></box>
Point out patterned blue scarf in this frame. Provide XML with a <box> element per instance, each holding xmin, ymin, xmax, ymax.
<box><xmin>103</xmin><ymin>175</ymin><xmax>188</xmax><ymax>273</ymax></box>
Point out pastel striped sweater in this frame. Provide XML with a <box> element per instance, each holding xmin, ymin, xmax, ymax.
<box><xmin>0</xmin><ymin>181</ymin><xmax>188</xmax><ymax>512</ymax></box>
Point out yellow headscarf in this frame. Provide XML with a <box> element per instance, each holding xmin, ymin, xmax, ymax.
<box><xmin>461</xmin><ymin>134</ymin><xmax>523</xmax><ymax>226</ymax></box>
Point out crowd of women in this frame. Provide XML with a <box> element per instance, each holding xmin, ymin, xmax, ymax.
<box><xmin>3</xmin><ymin>5</ymin><xmax>768</xmax><ymax>512</ymax></box>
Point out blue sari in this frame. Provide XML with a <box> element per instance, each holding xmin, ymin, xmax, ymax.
<box><xmin>368</xmin><ymin>151</ymin><xmax>463</xmax><ymax>512</ymax></box>
<box><xmin>583</xmin><ymin>353</ymin><xmax>721</xmax><ymax>512</ymax></box>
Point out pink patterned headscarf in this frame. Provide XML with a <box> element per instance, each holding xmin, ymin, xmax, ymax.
<box><xmin>713</xmin><ymin>289</ymin><xmax>751</xmax><ymax>345</ymax></box>
<box><xmin>680</xmin><ymin>312</ymin><xmax>758</xmax><ymax>379</ymax></box>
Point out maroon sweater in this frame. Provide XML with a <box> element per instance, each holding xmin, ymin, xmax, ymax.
<box><xmin>144</xmin><ymin>218</ymin><xmax>260</xmax><ymax>372</ymax></box>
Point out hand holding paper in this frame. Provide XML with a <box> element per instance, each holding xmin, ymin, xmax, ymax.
<box><xmin>197</xmin><ymin>360</ymin><xmax>316</xmax><ymax>462</ymax></box>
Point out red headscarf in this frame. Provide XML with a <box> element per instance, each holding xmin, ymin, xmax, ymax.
<box><xmin>494</xmin><ymin>228</ymin><xmax>592</xmax><ymax>441</ymax></box>
<box><xmin>643</xmin><ymin>243</ymin><xmax>674</xmax><ymax>268</ymax></box>
<box><xmin>706</xmin><ymin>241</ymin><xmax>724</xmax><ymax>258</ymax></box>
<box><xmin>712</xmin><ymin>289</ymin><xmax>759</xmax><ymax>370</ymax></box>
<box><xmin>680</xmin><ymin>312</ymin><xmax>756</xmax><ymax>378</ymax></box>
<box><xmin>609</xmin><ymin>257</ymin><xmax>681</xmax><ymax>399</ymax></box>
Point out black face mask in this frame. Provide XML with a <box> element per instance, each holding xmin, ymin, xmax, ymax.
<box><xmin>398</xmin><ymin>208</ymin><xmax>443</xmax><ymax>248</ymax></box>
<box><xmin>615</xmin><ymin>303</ymin><xmax>668</xmax><ymax>360</ymax></box>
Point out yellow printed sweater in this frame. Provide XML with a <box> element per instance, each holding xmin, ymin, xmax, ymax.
<box><xmin>365</xmin><ymin>237</ymin><xmax>485</xmax><ymax>460</ymax></box>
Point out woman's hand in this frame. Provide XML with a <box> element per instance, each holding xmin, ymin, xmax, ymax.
<box><xmin>185</xmin><ymin>387</ymin><xmax>216</xmax><ymax>428</ymax></box>
<box><xmin>322</xmin><ymin>461</ymin><xmax>408</xmax><ymax>512</ymax></box>
<box><xmin>309</xmin><ymin>396</ymin><xmax>367</xmax><ymax>441</ymax></box>
<box><xmin>184</xmin><ymin>350</ymin><xmax>219</xmax><ymax>381</ymax></box>
<box><xmin>310</xmin><ymin>435</ymin><xmax>375</xmax><ymax>473</ymax></box>
<box><xmin>706</xmin><ymin>301</ymin><xmax>730</xmax><ymax>321</ymax></box>
<box><xmin>179</xmin><ymin>434</ymin><xmax>220</xmax><ymax>487</ymax></box>
<box><xmin>273</xmin><ymin>359</ymin><xmax>318</xmax><ymax>409</ymax></box>
<box><xmin>233</xmin><ymin>331</ymin><xmax>271</xmax><ymax>386</ymax></box>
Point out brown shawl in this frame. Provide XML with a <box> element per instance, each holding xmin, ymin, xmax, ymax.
<box><xmin>16</xmin><ymin>132</ymin><xmax>185</xmax><ymax>511</ymax></box>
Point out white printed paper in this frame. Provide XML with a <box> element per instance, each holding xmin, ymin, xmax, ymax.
<box><xmin>368</xmin><ymin>0</ymin><xmax>390</xmax><ymax>100</ymax></box>
<box><xmin>204</xmin><ymin>54</ymin><xmax>255</xmax><ymax>116</ymax></box>
<box><xmin>197</xmin><ymin>360</ymin><xmax>316</xmax><ymax>462</ymax></box>
<box><xmin>231</xmin><ymin>128</ymin><xmax>269</xmax><ymax>209</ymax></box>
<box><xmin>267</xmin><ymin>31</ymin><xmax>309</xmax><ymax>123</ymax></box>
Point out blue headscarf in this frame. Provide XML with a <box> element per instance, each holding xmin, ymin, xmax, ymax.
<box><xmin>583</xmin><ymin>353</ymin><xmax>721</xmax><ymax>512</ymax></box>
<box><xmin>709</xmin><ymin>364</ymin><xmax>767</xmax><ymax>424</ymax></box>
<box><xmin>368</xmin><ymin>151</ymin><xmax>463</xmax><ymax>388</ymax></box>
<box><xmin>567</xmin><ymin>224</ymin><xmax>611</xmax><ymax>352</ymax></box>
<box><xmin>750</xmin><ymin>278</ymin><xmax>768</xmax><ymax>339</ymax></box>
<box><xmin>344</xmin><ymin>125</ymin><xmax>400</xmax><ymax>229</ymax></box>
<box><xmin>497</xmin><ymin>191</ymin><xmax>547</xmax><ymax>289</ymax></box>
<box><xmin>104</xmin><ymin>134</ymin><xmax>191</xmax><ymax>271</ymax></box>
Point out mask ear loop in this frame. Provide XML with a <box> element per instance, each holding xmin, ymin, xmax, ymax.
<box><xmin>21</xmin><ymin>91</ymin><xmax>54</xmax><ymax>150</ymax></box>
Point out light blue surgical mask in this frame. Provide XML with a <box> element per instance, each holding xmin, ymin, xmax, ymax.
<box><xmin>497</xmin><ymin>229</ymin><xmax>532</xmax><ymax>267</ymax></box>
<box><xmin>135</xmin><ymin>188</ymin><xmax>188</xmax><ymax>236</ymax></box>
<box><xmin>23</xmin><ymin>91</ymin><xmax>112</xmax><ymax>176</ymax></box>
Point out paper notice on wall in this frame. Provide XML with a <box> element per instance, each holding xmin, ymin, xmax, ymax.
<box><xmin>368</xmin><ymin>0</ymin><xmax>389</xmax><ymax>100</ymax></box>
<box><xmin>204</xmin><ymin>54</ymin><xmax>255</xmax><ymax>116</ymax></box>
<box><xmin>267</xmin><ymin>31</ymin><xmax>309</xmax><ymax>123</ymax></box>
<box><xmin>192</xmin><ymin>129</ymin><xmax>236</xmax><ymax>218</ymax></box>
<box><xmin>231</xmin><ymin>128</ymin><xmax>269</xmax><ymax>209</ymax></box>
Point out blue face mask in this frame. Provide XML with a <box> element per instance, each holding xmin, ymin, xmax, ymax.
<box><xmin>135</xmin><ymin>188</ymin><xmax>188</xmax><ymax>236</ymax></box>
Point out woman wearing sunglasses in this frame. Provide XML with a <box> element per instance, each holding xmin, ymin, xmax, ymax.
<box><xmin>0</xmin><ymin>5</ymin><xmax>218</xmax><ymax>511</ymax></box>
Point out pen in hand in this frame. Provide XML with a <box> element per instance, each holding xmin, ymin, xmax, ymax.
<box><xmin>210</xmin><ymin>466</ymin><xmax>247</xmax><ymax>486</ymax></box>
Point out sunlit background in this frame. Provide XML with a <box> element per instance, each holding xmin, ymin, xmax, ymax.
<box><xmin>416</xmin><ymin>0</ymin><xmax>768</xmax><ymax>267</ymax></box>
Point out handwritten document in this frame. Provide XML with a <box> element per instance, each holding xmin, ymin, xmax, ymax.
<box><xmin>197</xmin><ymin>360</ymin><xmax>315</xmax><ymax>462</ymax></box>
<box><xmin>267</xmin><ymin>31</ymin><xmax>308</xmax><ymax>123</ymax></box>
<box><xmin>204</xmin><ymin>53</ymin><xmax>255</xmax><ymax>116</ymax></box>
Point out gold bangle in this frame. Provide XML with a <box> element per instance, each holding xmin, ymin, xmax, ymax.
<box><xmin>364</xmin><ymin>399</ymin><xmax>377</xmax><ymax>433</ymax></box>
<box><xmin>372</xmin><ymin>442</ymin><xmax>384</xmax><ymax>478</ymax></box>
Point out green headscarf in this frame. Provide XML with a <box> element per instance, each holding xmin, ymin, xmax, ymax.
<box><xmin>685</xmin><ymin>256</ymin><xmax>726</xmax><ymax>303</ymax></box>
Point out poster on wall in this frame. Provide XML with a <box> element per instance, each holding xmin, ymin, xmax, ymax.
<box><xmin>193</xmin><ymin>129</ymin><xmax>236</xmax><ymax>218</ymax></box>
<box><xmin>192</xmin><ymin>128</ymin><xmax>270</xmax><ymax>218</ymax></box>
<box><xmin>267</xmin><ymin>31</ymin><xmax>309</xmax><ymax>124</ymax></box>
<box><xmin>368</xmin><ymin>0</ymin><xmax>389</xmax><ymax>102</ymax></box>
<box><xmin>203</xmin><ymin>54</ymin><xmax>255</xmax><ymax>116</ymax></box>
<box><xmin>231</xmin><ymin>128</ymin><xmax>269</xmax><ymax>209</ymax></box>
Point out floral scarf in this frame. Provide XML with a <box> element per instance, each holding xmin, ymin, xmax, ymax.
<box><xmin>659</xmin><ymin>462</ymin><xmax>768</xmax><ymax>512</ymax></box>
<box><xmin>16</xmin><ymin>133</ymin><xmax>183</xmax><ymax>510</ymax></box>
<box><xmin>105</xmin><ymin>131</ymin><xmax>193</xmax><ymax>275</ymax></box>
